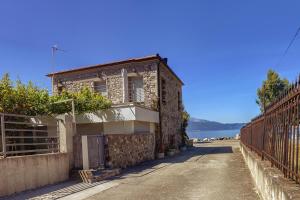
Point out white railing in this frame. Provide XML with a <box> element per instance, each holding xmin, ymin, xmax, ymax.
<box><xmin>0</xmin><ymin>113</ymin><xmax>59</xmax><ymax>157</ymax></box>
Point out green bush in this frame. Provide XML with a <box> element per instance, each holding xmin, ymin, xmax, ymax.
<box><xmin>0</xmin><ymin>73</ymin><xmax>111</xmax><ymax>115</ymax></box>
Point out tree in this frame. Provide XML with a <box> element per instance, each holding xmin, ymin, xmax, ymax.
<box><xmin>0</xmin><ymin>74</ymin><xmax>15</xmax><ymax>113</ymax></box>
<box><xmin>0</xmin><ymin>74</ymin><xmax>111</xmax><ymax>115</ymax></box>
<box><xmin>256</xmin><ymin>69</ymin><xmax>289</xmax><ymax>111</ymax></box>
<box><xmin>181</xmin><ymin>109</ymin><xmax>190</xmax><ymax>145</ymax></box>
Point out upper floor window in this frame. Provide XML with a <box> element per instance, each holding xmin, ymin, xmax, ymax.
<box><xmin>94</xmin><ymin>81</ymin><xmax>107</xmax><ymax>97</ymax></box>
<box><xmin>161</xmin><ymin>78</ymin><xmax>166</xmax><ymax>105</ymax></box>
<box><xmin>178</xmin><ymin>91</ymin><xmax>182</xmax><ymax>111</ymax></box>
<box><xmin>128</xmin><ymin>77</ymin><xmax>144</xmax><ymax>103</ymax></box>
<box><xmin>57</xmin><ymin>85</ymin><xmax>65</xmax><ymax>95</ymax></box>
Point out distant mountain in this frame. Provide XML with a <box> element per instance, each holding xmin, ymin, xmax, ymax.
<box><xmin>187</xmin><ymin>117</ymin><xmax>245</xmax><ymax>131</ymax></box>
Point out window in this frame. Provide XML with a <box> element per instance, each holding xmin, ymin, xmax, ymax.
<box><xmin>178</xmin><ymin>91</ymin><xmax>182</xmax><ymax>111</ymax></box>
<box><xmin>161</xmin><ymin>79</ymin><xmax>166</xmax><ymax>105</ymax></box>
<box><xmin>128</xmin><ymin>77</ymin><xmax>144</xmax><ymax>103</ymax></box>
<box><xmin>57</xmin><ymin>85</ymin><xmax>65</xmax><ymax>95</ymax></box>
<box><xmin>94</xmin><ymin>81</ymin><xmax>107</xmax><ymax>97</ymax></box>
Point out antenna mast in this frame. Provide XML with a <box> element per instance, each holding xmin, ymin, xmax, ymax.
<box><xmin>51</xmin><ymin>44</ymin><xmax>65</xmax><ymax>94</ymax></box>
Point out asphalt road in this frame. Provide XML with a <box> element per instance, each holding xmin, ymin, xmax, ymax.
<box><xmin>85</xmin><ymin>140</ymin><xmax>260</xmax><ymax>200</ymax></box>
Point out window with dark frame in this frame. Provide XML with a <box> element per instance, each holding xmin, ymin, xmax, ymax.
<box><xmin>94</xmin><ymin>81</ymin><xmax>107</xmax><ymax>97</ymax></box>
<box><xmin>178</xmin><ymin>91</ymin><xmax>182</xmax><ymax>111</ymax></box>
<box><xmin>161</xmin><ymin>78</ymin><xmax>166</xmax><ymax>105</ymax></box>
<box><xmin>57</xmin><ymin>85</ymin><xmax>64</xmax><ymax>95</ymax></box>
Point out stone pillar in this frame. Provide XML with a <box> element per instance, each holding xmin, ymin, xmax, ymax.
<box><xmin>57</xmin><ymin>114</ymin><xmax>75</xmax><ymax>169</ymax></box>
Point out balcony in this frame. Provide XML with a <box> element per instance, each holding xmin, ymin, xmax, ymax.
<box><xmin>75</xmin><ymin>103</ymin><xmax>159</xmax><ymax>124</ymax></box>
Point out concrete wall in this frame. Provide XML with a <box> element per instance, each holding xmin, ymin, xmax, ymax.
<box><xmin>77</xmin><ymin>123</ymin><xmax>103</xmax><ymax>135</ymax></box>
<box><xmin>104</xmin><ymin>121</ymin><xmax>134</xmax><ymax>134</ymax></box>
<box><xmin>75</xmin><ymin>104</ymin><xmax>159</xmax><ymax>124</ymax></box>
<box><xmin>103</xmin><ymin>121</ymin><xmax>155</xmax><ymax>135</ymax></box>
<box><xmin>0</xmin><ymin>153</ymin><xmax>69</xmax><ymax>197</ymax></box>
<box><xmin>134</xmin><ymin>121</ymin><xmax>150</xmax><ymax>133</ymax></box>
<box><xmin>240</xmin><ymin>143</ymin><xmax>300</xmax><ymax>200</ymax></box>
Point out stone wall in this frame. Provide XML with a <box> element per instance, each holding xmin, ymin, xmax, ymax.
<box><xmin>52</xmin><ymin>60</ymin><xmax>158</xmax><ymax>108</ymax></box>
<box><xmin>106</xmin><ymin>133</ymin><xmax>155</xmax><ymax>168</ymax></box>
<box><xmin>159</xmin><ymin>63</ymin><xmax>183</xmax><ymax>149</ymax></box>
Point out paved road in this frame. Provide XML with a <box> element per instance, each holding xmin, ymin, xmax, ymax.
<box><xmin>3</xmin><ymin>140</ymin><xmax>259</xmax><ymax>200</ymax></box>
<box><xmin>85</xmin><ymin>140</ymin><xmax>260</xmax><ymax>200</ymax></box>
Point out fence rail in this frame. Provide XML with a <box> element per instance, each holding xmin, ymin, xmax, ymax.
<box><xmin>0</xmin><ymin>113</ymin><xmax>60</xmax><ymax>157</ymax></box>
<box><xmin>241</xmin><ymin>78</ymin><xmax>300</xmax><ymax>183</ymax></box>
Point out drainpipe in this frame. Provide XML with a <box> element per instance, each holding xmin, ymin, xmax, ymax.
<box><xmin>157</xmin><ymin>55</ymin><xmax>163</xmax><ymax>153</ymax></box>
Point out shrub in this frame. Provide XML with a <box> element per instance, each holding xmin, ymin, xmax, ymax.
<box><xmin>0</xmin><ymin>73</ymin><xmax>111</xmax><ymax>115</ymax></box>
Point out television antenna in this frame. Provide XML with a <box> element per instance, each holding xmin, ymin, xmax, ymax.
<box><xmin>51</xmin><ymin>44</ymin><xmax>66</xmax><ymax>94</ymax></box>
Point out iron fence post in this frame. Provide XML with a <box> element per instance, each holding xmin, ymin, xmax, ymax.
<box><xmin>1</xmin><ymin>114</ymin><xmax>6</xmax><ymax>157</ymax></box>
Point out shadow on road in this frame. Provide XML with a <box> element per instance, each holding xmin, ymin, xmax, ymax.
<box><xmin>117</xmin><ymin>145</ymin><xmax>233</xmax><ymax>179</ymax></box>
<box><xmin>195</xmin><ymin>146</ymin><xmax>233</xmax><ymax>154</ymax></box>
<box><xmin>2</xmin><ymin>145</ymin><xmax>234</xmax><ymax>199</ymax></box>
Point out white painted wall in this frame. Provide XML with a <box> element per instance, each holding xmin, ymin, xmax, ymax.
<box><xmin>103</xmin><ymin>121</ymin><xmax>156</xmax><ymax>135</ymax></box>
<box><xmin>134</xmin><ymin>121</ymin><xmax>150</xmax><ymax>133</ymax></box>
<box><xmin>76</xmin><ymin>104</ymin><xmax>159</xmax><ymax>124</ymax></box>
<box><xmin>103</xmin><ymin>121</ymin><xmax>134</xmax><ymax>134</ymax></box>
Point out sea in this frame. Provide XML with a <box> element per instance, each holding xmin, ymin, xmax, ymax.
<box><xmin>187</xmin><ymin>129</ymin><xmax>240</xmax><ymax>139</ymax></box>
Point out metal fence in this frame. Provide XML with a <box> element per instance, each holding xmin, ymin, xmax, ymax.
<box><xmin>0</xmin><ymin>113</ymin><xmax>60</xmax><ymax>157</ymax></box>
<box><xmin>241</xmin><ymin>79</ymin><xmax>300</xmax><ymax>183</ymax></box>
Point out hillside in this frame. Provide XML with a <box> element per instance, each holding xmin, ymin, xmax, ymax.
<box><xmin>187</xmin><ymin>117</ymin><xmax>245</xmax><ymax>131</ymax></box>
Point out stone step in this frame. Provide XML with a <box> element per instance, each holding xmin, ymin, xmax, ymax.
<box><xmin>79</xmin><ymin>168</ymin><xmax>121</xmax><ymax>183</ymax></box>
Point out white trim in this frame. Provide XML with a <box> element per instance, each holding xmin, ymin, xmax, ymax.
<box><xmin>82</xmin><ymin>135</ymin><xmax>89</xmax><ymax>170</ymax></box>
<box><xmin>121</xmin><ymin>68</ymin><xmax>128</xmax><ymax>103</ymax></box>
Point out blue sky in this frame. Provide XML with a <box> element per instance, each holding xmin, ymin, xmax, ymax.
<box><xmin>0</xmin><ymin>0</ymin><xmax>300</xmax><ymax>123</ymax></box>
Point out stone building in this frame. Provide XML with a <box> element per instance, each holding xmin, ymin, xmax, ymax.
<box><xmin>47</xmin><ymin>54</ymin><xmax>184</xmax><ymax>168</ymax></box>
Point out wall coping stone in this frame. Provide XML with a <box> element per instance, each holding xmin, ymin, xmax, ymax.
<box><xmin>240</xmin><ymin>142</ymin><xmax>300</xmax><ymax>200</ymax></box>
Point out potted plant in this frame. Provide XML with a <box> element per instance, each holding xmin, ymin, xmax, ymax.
<box><xmin>157</xmin><ymin>143</ymin><xmax>165</xmax><ymax>159</ymax></box>
<box><xmin>180</xmin><ymin>145</ymin><xmax>187</xmax><ymax>152</ymax></box>
<box><xmin>167</xmin><ymin>146</ymin><xmax>176</xmax><ymax>156</ymax></box>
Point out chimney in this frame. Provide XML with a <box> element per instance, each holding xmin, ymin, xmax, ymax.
<box><xmin>163</xmin><ymin>58</ymin><xmax>168</xmax><ymax>64</ymax></box>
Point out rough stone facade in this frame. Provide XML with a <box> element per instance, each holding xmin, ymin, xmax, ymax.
<box><xmin>105</xmin><ymin>133</ymin><xmax>155</xmax><ymax>168</ymax></box>
<box><xmin>159</xmin><ymin>63</ymin><xmax>183</xmax><ymax>149</ymax></box>
<box><xmin>52</xmin><ymin>60</ymin><xmax>158</xmax><ymax>107</ymax></box>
